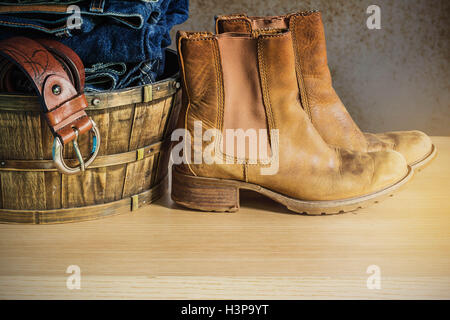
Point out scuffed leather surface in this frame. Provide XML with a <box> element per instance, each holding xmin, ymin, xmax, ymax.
<box><xmin>290</xmin><ymin>12</ymin><xmax>369</xmax><ymax>152</ymax></box>
<box><xmin>176</xmin><ymin>31</ymin><xmax>245</xmax><ymax>181</ymax></box>
<box><xmin>365</xmin><ymin>130</ymin><xmax>433</xmax><ymax>165</ymax></box>
<box><xmin>216</xmin><ymin>11</ymin><xmax>434</xmax><ymax>165</ymax></box>
<box><xmin>248</xmin><ymin>32</ymin><xmax>407</xmax><ymax>200</ymax></box>
<box><xmin>176</xmin><ymin>30</ymin><xmax>408</xmax><ymax>201</ymax></box>
<box><xmin>201</xmin><ymin>1</ymin><xmax>449</xmax><ymax>137</ymax></box>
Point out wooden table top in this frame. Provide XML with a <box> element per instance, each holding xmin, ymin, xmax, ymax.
<box><xmin>0</xmin><ymin>137</ymin><xmax>449</xmax><ymax>299</ymax></box>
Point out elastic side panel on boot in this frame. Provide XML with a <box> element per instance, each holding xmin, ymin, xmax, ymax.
<box><xmin>217</xmin><ymin>33</ymin><xmax>271</xmax><ymax>163</ymax></box>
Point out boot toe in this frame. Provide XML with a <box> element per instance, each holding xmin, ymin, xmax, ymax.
<box><xmin>368</xmin><ymin>150</ymin><xmax>409</xmax><ymax>193</ymax></box>
<box><xmin>367</xmin><ymin>130</ymin><xmax>433</xmax><ymax>166</ymax></box>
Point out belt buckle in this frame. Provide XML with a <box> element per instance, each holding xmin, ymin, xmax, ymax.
<box><xmin>52</xmin><ymin>120</ymin><xmax>101</xmax><ymax>175</ymax></box>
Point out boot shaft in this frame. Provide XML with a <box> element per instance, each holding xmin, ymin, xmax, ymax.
<box><xmin>176</xmin><ymin>30</ymin><xmax>304</xmax><ymax>166</ymax></box>
<box><xmin>215</xmin><ymin>11</ymin><xmax>368</xmax><ymax>152</ymax></box>
<box><xmin>216</xmin><ymin>11</ymin><xmax>330</xmax><ymax>78</ymax></box>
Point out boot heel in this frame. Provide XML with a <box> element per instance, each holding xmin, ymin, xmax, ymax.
<box><xmin>171</xmin><ymin>167</ymin><xmax>240</xmax><ymax>212</ymax></box>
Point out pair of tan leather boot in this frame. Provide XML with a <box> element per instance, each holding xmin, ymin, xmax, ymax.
<box><xmin>171</xmin><ymin>11</ymin><xmax>436</xmax><ymax>215</ymax></box>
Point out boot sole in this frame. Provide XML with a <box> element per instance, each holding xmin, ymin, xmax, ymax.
<box><xmin>171</xmin><ymin>166</ymin><xmax>414</xmax><ymax>215</ymax></box>
<box><xmin>410</xmin><ymin>144</ymin><xmax>437</xmax><ymax>171</ymax></box>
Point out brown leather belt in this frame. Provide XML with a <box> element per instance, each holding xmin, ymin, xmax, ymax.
<box><xmin>0</xmin><ymin>37</ymin><xmax>100</xmax><ymax>175</ymax></box>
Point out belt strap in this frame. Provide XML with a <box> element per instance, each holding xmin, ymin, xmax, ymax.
<box><xmin>0</xmin><ymin>37</ymin><xmax>100</xmax><ymax>174</ymax></box>
<box><xmin>0</xmin><ymin>37</ymin><xmax>91</xmax><ymax>144</ymax></box>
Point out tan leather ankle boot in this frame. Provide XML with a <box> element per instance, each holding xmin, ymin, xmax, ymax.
<box><xmin>172</xmin><ymin>30</ymin><xmax>412</xmax><ymax>214</ymax></box>
<box><xmin>216</xmin><ymin>11</ymin><xmax>436</xmax><ymax>169</ymax></box>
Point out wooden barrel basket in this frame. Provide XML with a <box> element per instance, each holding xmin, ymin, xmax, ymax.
<box><xmin>0</xmin><ymin>49</ymin><xmax>181</xmax><ymax>224</ymax></box>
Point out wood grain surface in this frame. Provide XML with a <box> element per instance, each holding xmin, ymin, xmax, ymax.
<box><xmin>0</xmin><ymin>81</ymin><xmax>181</xmax><ymax>224</ymax></box>
<box><xmin>0</xmin><ymin>137</ymin><xmax>448</xmax><ymax>299</ymax></box>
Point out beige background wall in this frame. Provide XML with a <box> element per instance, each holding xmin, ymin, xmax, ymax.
<box><xmin>172</xmin><ymin>0</ymin><xmax>450</xmax><ymax>135</ymax></box>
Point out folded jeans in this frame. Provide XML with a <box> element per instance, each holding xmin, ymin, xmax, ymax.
<box><xmin>84</xmin><ymin>56</ymin><xmax>162</xmax><ymax>92</ymax></box>
<box><xmin>0</xmin><ymin>0</ymin><xmax>189</xmax><ymax>91</ymax></box>
<box><xmin>0</xmin><ymin>0</ymin><xmax>189</xmax><ymax>63</ymax></box>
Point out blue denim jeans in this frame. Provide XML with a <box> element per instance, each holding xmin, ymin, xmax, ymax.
<box><xmin>0</xmin><ymin>0</ymin><xmax>189</xmax><ymax>90</ymax></box>
<box><xmin>84</xmin><ymin>57</ymin><xmax>161</xmax><ymax>92</ymax></box>
<box><xmin>84</xmin><ymin>61</ymin><xmax>126</xmax><ymax>91</ymax></box>
<box><xmin>0</xmin><ymin>1</ymin><xmax>84</xmax><ymax>3</ymax></box>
